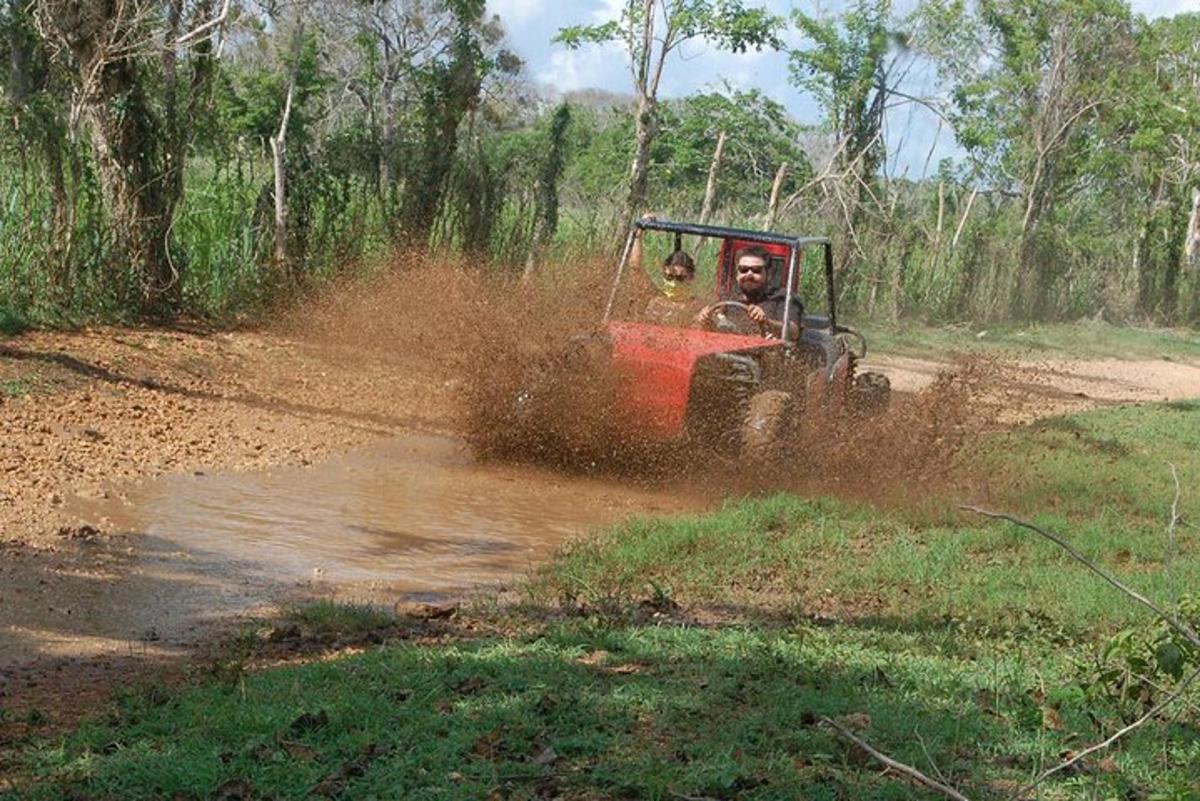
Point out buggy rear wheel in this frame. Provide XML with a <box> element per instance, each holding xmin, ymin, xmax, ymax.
<box><xmin>741</xmin><ymin>389</ymin><xmax>794</xmax><ymax>458</ymax></box>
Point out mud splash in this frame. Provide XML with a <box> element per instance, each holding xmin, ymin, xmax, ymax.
<box><xmin>292</xmin><ymin>257</ymin><xmax>1020</xmax><ymax>505</ymax></box>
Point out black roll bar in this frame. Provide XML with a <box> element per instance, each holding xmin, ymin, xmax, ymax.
<box><xmin>607</xmin><ymin>217</ymin><xmax>839</xmax><ymax>333</ymax></box>
<box><xmin>634</xmin><ymin>217</ymin><xmax>830</xmax><ymax>250</ymax></box>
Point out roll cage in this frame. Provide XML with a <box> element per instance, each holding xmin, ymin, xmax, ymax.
<box><xmin>604</xmin><ymin>217</ymin><xmax>840</xmax><ymax>339</ymax></box>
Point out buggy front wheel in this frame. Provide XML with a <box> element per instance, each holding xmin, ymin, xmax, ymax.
<box><xmin>741</xmin><ymin>389</ymin><xmax>795</xmax><ymax>458</ymax></box>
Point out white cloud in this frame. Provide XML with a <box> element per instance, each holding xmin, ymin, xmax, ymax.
<box><xmin>537</xmin><ymin>40</ymin><xmax>628</xmax><ymax>92</ymax></box>
<box><xmin>1131</xmin><ymin>0</ymin><xmax>1200</xmax><ymax>17</ymax></box>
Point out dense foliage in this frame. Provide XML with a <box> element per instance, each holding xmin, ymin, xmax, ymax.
<box><xmin>0</xmin><ymin>0</ymin><xmax>1197</xmax><ymax>325</ymax></box>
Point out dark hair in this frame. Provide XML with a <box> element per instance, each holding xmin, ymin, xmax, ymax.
<box><xmin>663</xmin><ymin>250</ymin><xmax>695</xmax><ymax>274</ymax></box>
<box><xmin>734</xmin><ymin>245</ymin><xmax>771</xmax><ymax>266</ymax></box>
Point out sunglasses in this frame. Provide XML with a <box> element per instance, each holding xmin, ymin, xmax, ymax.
<box><xmin>736</xmin><ymin>263</ymin><xmax>766</xmax><ymax>274</ymax></box>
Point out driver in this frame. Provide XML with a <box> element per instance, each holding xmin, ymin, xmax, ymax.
<box><xmin>697</xmin><ymin>246</ymin><xmax>802</xmax><ymax>340</ymax></box>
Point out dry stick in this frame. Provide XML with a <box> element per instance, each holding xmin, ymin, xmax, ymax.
<box><xmin>1027</xmin><ymin>664</ymin><xmax>1200</xmax><ymax>791</ymax></box>
<box><xmin>950</xmin><ymin>188</ymin><xmax>978</xmax><ymax>250</ymax></box>
<box><xmin>1165</xmin><ymin>462</ymin><xmax>1182</xmax><ymax>607</ymax></box>
<box><xmin>819</xmin><ymin>717</ymin><xmax>972</xmax><ymax>801</ymax></box>
<box><xmin>963</xmin><ymin>504</ymin><xmax>1200</xmax><ymax>795</ymax></box>
<box><xmin>959</xmin><ymin>507</ymin><xmax>1200</xmax><ymax>650</ymax></box>
<box><xmin>915</xmin><ymin>729</ymin><xmax>950</xmax><ymax>785</ymax></box>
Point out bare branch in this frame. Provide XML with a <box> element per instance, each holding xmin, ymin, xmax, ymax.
<box><xmin>1025</xmin><ymin>664</ymin><xmax>1200</xmax><ymax>793</ymax></box>
<box><xmin>951</xmin><ymin>187</ymin><xmax>979</xmax><ymax>250</ymax></box>
<box><xmin>176</xmin><ymin>0</ymin><xmax>231</xmax><ymax>46</ymax></box>
<box><xmin>1166</xmin><ymin>462</ymin><xmax>1181</xmax><ymax>606</ymax></box>
<box><xmin>960</xmin><ymin>507</ymin><xmax>1200</xmax><ymax>650</ymax></box>
<box><xmin>819</xmin><ymin>717</ymin><xmax>972</xmax><ymax>801</ymax></box>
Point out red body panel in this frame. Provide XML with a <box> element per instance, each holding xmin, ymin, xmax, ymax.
<box><xmin>606</xmin><ymin>320</ymin><xmax>784</xmax><ymax>438</ymax></box>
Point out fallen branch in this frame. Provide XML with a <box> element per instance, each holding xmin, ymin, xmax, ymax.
<box><xmin>1025</xmin><ymin>663</ymin><xmax>1200</xmax><ymax>792</ymax></box>
<box><xmin>960</xmin><ymin>506</ymin><xmax>1200</xmax><ymax>649</ymax></box>
<box><xmin>964</xmin><ymin>503</ymin><xmax>1200</xmax><ymax>797</ymax></box>
<box><xmin>819</xmin><ymin>717</ymin><xmax>972</xmax><ymax>801</ymax></box>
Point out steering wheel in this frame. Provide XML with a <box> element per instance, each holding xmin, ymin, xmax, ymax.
<box><xmin>704</xmin><ymin>300</ymin><xmax>770</xmax><ymax>336</ymax></box>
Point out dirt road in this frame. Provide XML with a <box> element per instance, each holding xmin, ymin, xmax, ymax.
<box><xmin>2</xmin><ymin>324</ymin><xmax>1200</xmax><ymax>725</ymax></box>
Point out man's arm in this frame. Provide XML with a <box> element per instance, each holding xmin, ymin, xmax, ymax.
<box><xmin>627</xmin><ymin>219</ymin><xmax>657</xmax><ymax>299</ymax></box>
<box><xmin>745</xmin><ymin>300</ymin><xmax>800</xmax><ymax>340</ymax></box>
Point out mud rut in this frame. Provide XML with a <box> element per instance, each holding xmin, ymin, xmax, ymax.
<box><xmin>2</xmin><ymin>287</ymin><xmax>1200</xmax><ymax>722</ymax></box>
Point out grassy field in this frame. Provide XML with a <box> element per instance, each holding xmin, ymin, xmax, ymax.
<box><xmin>5</xmin><ymin>404</ymin><xmax>1200</xmax><ymax>799</ymax></box>
<box><xmin>865</xmin><ymin>319</ymin><xmax>1200</xmax><ymax>361</ymax></box>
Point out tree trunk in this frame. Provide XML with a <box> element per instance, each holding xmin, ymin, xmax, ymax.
<box><xmin>523</xmin><ymin>102</ymin><xmax>571</xmax><ymax>279</ymax></box>
<box><xmin>36</xmin><ymin>0</ymin><xmax>218</xmax><ymax>315</ymax></box>
<box><xmin>84</xmin><ymin>58</ymin><xmax>175</xmax><ymax>309</ymax></box>
<box><xmin>1188</xmin><ymin>187</ymin><xmax>1200</xmax><ymax>265</ymax></box>
<box><xmin>699</xmin><ymin>130</ymin><xmax>726</xmax><ymax>224</ymax></box>
<box><xmin>401</xmin><ymin>27</ymin><xmax>481</xmax><ymax>245</ymax></box>
<box><xmin>623</xmin><ymin>92</ymin><xmax>657</xmax><ymax>231</ymax></box>
<box><xmin>763</xmin><ymin>162</ymin><xmax>788</xmax><ymax>229</ymax></box>
<box><xmin>270</xmin><ymin>77</ymin><xmax>295</xmax><ymax>272</ymax></box>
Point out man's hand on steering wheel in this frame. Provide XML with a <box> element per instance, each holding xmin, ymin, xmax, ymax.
<box><xmin>697</xmin><ymin>301</ymin><xmax>769</xmax><ymax>335</ymax></box>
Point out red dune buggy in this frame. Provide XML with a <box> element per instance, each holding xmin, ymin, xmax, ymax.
<box><xmin>509</xmin><ymin>217</ymin><xmax>889</xmax><ymax>459</ymax></box>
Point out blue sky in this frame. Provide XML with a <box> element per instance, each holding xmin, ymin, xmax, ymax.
<box><xmin>486</xmin><ymin>0</ymin><xmax>1200</xmax><ymax>176</ymax></box>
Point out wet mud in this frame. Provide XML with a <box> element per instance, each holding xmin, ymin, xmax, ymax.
<box><xmin>3</xmin><ymin>432</ymin><xmax>694</xmax><ymax>670</ymax></box>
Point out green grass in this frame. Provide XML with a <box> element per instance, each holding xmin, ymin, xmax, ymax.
<box><xmin>10</xmin><ymin>619</ymin><xmax>1199</xmax><ymax>799</ymax></box>
<box><xmin>866</xmin><ymin>319</ymin><xmax>1200</xmax><ymax>361</ymax></box>
<box><xmin>283</xmin><ymin>600</ymin><xmax>397</xmax><ymax>637</ymax></box>
<box><xmin>0</xmin><ymin>303</ymin><xmax>30</xmax><ymax>337</ymax></box>
<box><xmin>2</xmin><ymin>378</ymin><xmax>32</xmax><ymax>398</ymax></box>
<box><xmin>7</xmin><ymin>401</ymin><xmax>1200</xmax><ymax>799</ymax></box>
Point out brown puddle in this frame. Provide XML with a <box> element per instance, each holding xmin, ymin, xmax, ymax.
<box><xmin>0</xmin><ymin>433</ymin><xmax>697</xmax><ymax>668</ymax></box>
<box><xmin>96</xmin><ymin>433</ymin><xmax>696</xmax><ymax>591</ymax></box>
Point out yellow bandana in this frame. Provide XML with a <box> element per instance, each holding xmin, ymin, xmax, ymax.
<box><xmin>661</xmin><ymin>279</ymin><xmax>689</xmax><ymax>302</ymax></box>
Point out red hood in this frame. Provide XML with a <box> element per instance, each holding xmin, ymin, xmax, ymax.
<box><xmin>605</xmin><ymin>321</ymin><xmax>783</xmax><ymax>438</ymax></box>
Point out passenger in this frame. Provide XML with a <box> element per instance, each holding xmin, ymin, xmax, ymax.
<box><xmin>629</xmin><ymin>218</ymin><xmax>701</xmax><ymax>325</ymax></box>
<box><xmin>696</xmin><ymin>245</ymin><xmax>802</xmax><ymax>340</ymax></box>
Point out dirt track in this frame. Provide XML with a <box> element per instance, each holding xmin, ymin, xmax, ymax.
<box><xmin>3</xmin><ymin>324</ymin><xmax>1200</xmax><ymax>729</ymax></box>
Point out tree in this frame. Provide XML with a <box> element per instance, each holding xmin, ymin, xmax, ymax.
<box><xmin>916</xmin><ymin>0</ymin><xmax>1134</xmax><ymax>319</ymax></box>
<box><xmin>789</xmin><ymin>0</ymin><xmax>899</xmax><ymax>219</ymax></box>
<box><xmin>1117</xmin><ymin>13</ymin><xmax>1200</xmax><ymax>321</ymax></box>
<box><xmin>33</xmin><ymin>0</ymin><xmax>226</xmax><ymax>313</ymax></box>
<box><xmin>524</xmin><ymin>102</ymin><xmax>571</xmax><ymax>276</ymax></box>
<box><xmin>555</xmin><ymin>0</ymin><xmax>782</xmax><ymax>233</ymax></box>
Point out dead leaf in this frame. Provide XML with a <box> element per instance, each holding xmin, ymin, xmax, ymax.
<box><xmin>835</xmin><ymin>712</ymin><xmax>871</xmax><ymax>732</ymax></box>
<box><xmin>456</xmin><ymin>676</ymin><xmax>487</xmax><ymax>695</ymax></box>
<box><xmin>279</xmin><ymin>739</ymin><xmax>318</xmax><ymax>762</ymax></box>
<box><xmin>574</xmin><ymin>649</ymin><xmax>609</xmax><ymax>666</ymax></box>
<box><xmin>310</xmin><ymin>776</ymin><xmax>344</xmax><ymax>798</ymax></box>
<box><xmin>397</xmin><ymin>602</ymin><xmax>459</xmax><ymax>620</ymax></box>
<box><xmin>608</xmin><ymin>662</ymin><xmax>647</xmax><ymax>675</ymax></box>
<box><xmin>1042</xmin><ymin>706</ymin><xmax>1064</xmax><ymax>731</ymax></box>
<box><xmin>532</xmin><ymin>745</ymin><xmax>558</xmax><ymax>765</ymax></box>
<box><xmin>471</xmin><ymin>728</ymin><xmax>503</xmax><ymax>759</ymax></box>
<box><xmin>288</xmin><ymin>710</ymin><xmax>329</xmax><ymax>734</ymax></box>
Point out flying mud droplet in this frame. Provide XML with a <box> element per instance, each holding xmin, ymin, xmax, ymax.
<box><xmin>288</xmin><ymin>254</ymin><xmax>1030</xmax><ymax>505</ymax></box>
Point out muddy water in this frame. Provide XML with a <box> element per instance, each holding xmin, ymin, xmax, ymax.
<box><xmin>2</xmin><ymin>433</ymin><xmax>695</xmax><ymax>666</ymax></box>
<box><xmin>104</xmin><ymin>433</ymin><xmax>695</xmax><ymax>591</ymax></box>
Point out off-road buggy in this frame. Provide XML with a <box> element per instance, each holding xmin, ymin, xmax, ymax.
<box><xmin>508</xmin><ymin>217</ymin><xmax>890</xmax><ymax>459</ymax></box>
